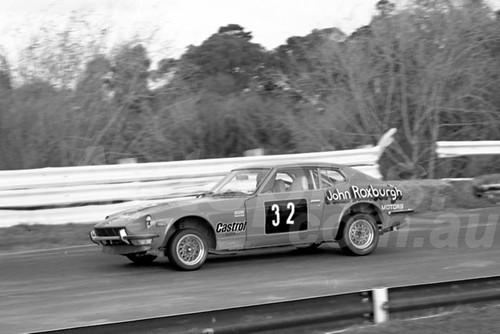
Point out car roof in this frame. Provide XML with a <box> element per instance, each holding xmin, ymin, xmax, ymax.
<box><xmin>233</xmin><ymin>161</ymin><xmax>349</xmax><ymax>170</ymax></box>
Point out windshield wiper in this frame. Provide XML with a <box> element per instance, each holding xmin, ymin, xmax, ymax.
<box><xmin>195</xmin><ymin>191</ymin><xmax>214</xmax><ymax>198</ymax></box>
<box><xmin>214</xmin><ymin>190</ymin><xmax>250</xmax><ymax>197</ymax></box>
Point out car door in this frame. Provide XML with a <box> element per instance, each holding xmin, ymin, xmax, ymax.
<box><xmin>317</xmin><ymin>167</ymin><xmax>351</xmax><ymax>240</ymax></box>
<box><xmin>244</xmin><ymin>167</ymin><xmax>324</xmax><ymax>248</ymax></box>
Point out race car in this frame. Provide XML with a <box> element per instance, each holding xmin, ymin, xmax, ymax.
<box><xmin>472</xmin><ymin>173</ymin><xmax>500</xmax><ymax>203</ymax></box>
<box><xmin>90</xmin><ymin>162</ymin><xmax>413</xmax><ymax>270</ymax></box>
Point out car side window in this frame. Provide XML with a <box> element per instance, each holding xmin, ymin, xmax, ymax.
<box><xmin>262</xmin><ymin>168</ymin><xmax>318</xmax><ymax>193</ymax></box>
<box><xmin>319</xmin><ymin>168</ymin><xmax>346</xmax><ymax>188</ymax></box>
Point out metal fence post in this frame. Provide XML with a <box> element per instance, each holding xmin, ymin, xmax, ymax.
<box><xmin>372</xmin><ymin>287</ymin><xmax>389</xmax><ymax>324</ymax></box>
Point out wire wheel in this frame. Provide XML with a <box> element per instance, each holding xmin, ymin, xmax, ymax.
<box><xmin>168</xmin><ymin>229</ymin><xmax>208</xmax><ymax>270</ymax></box>
<box><xmin>339</xmin><ymin>213</ymin><xmax>379</xmax><ymax>256</ymax></box>
<box><xmin>348</xmin><ymin>219</ymin><xmax>375</xmax><ymax>250</ymax></box>
<box><xmin>176</xmin><ymin>234</ymin><xmax>205</xmax><ymax>266</ymax></box>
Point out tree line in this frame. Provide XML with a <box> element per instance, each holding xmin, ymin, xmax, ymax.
<box><xmin>0</xmin><ymin>0</ymin><xmax>499</xmax><ymax>179</ymax></box>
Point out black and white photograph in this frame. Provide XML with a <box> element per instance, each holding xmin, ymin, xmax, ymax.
<box><xmin>1</xmin><ymin>0</ymin><xmax>500</xmax><ymax>333</ymax></box>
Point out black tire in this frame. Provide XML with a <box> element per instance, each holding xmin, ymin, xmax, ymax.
<box><xmin>125</xmin><ymin>253</ymin><xmax>157</xmax><ymax>265</ymax></box>
<box><xmin>339</xmin><ymin>213</ymin><xmax>379</xmax><ymax>256</ymax></box>
<box><xmin>167</xmin><ymin>229</ymin><xmax>208</xmax><ymax>271</ymax></box>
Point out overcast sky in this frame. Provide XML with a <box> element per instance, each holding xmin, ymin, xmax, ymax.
<box><xmin>1</xmin><ymin>0</ymin><xmax>500</xmax><ymax>64</ymax></box>
<box><xmin>0</xmin><ymin>0</ymin><xmax>380</xmax><ymax>62</ymax></box>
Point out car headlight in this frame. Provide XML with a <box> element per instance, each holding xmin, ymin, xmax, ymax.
<box><xmin>145</xmin><ymin>215</ymin><xmax>153</xmax><ymax>228</ymax></box>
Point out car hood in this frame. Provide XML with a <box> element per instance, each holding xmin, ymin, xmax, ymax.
<box><xmin>94</xmin><ymin>194</ymin><xmax>249</xmax><ymax>228</ymax></box>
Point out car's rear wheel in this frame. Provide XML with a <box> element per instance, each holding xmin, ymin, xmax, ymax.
<box><xmin>339</xmin><ymin>213</ymin><xmax>379</xmax><ymax>256</ymax></box>
<box><xmin>167</xmin><ymin>229</ymin><xmax>208</xmax><ymax>271</ymax></box>
<box><xmin>125</xmin><ymin>253</ymin><xmax>157</xmax><ymax>265</ymax></box>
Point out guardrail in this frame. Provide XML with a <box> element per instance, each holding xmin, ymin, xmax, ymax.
<box><xmin>436</xmin><ymin>140</ymin><xmax>500</xmax><ymax>158</ymax></box>
<box><xmin>3</xmin><ymin>133</ymin><xmax>500</xmax><ymax>228</ymax></box>
<box><xmin>437</xmin><ymin>140</ymin><xmax>500</xmax><ymax>203</ymax></box>
<box><xmin>0</xmin><ymin>129</ymin><xmax>397</xmax><ymax>227</ymax></box>
<box><xmin>33</xmin><ymin>276</ymin><xmax>500</xmax><ymax>334</ymax></box>
<box><xmin>387</xmin><ymin>276</ymin><xmax>500</xmax><ymax>317</ymax></box>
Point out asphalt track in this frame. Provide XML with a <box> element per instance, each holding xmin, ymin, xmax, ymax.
<box><xmin>1</xmin><ymin>208</ymin><xmax>499</xmax><ymax>334</ymax></box>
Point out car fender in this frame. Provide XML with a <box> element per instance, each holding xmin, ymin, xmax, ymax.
<box><xmin>157</xmin><ymin>214</ymin><xmax>216</xmax><ymax>250</ymax></box>
<box><xmin>335</xmin><ymin>200</ymin><xmax>384</xmax><ymax>240</ymax></box>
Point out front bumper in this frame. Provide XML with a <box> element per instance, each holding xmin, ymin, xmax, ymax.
<box><xmin>102</xmin><ymin>244</ymin><xmax>152</xmax><ymax>255</ymax></box>
<box><xmin>89</xmin><ymin>229</ymin><xmax>159</xmax><ymax>246</ymax></box>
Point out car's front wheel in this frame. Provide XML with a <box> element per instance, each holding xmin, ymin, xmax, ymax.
<box><xmin>339</xmin><ymin>213</ymin><xmax>379</xmax><ymax>256</ymax></box>
<box><xmin>167</xmin><ymin>229</ymin><xmax>208</xmax><ymax>271</ymax></box>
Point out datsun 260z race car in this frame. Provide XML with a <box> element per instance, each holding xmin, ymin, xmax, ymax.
<box><xmin>90</xmin><ymin>162</ymin><xmax>413</xmax><ymax>270</ymax></box>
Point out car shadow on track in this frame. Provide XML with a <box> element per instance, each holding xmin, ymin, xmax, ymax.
<box><xmin>113</xmin><ymin>243</ymin><xmax>398</xmax><ymax>272</ymax></box>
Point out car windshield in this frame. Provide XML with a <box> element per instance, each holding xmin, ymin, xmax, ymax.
<box><xmin>210</xmin><ymin>168</ymin><xmax>271</xmax><ymax>195</ymax></box>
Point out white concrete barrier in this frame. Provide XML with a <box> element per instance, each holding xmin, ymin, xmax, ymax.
<box><xmin>0</xmin><ymin>129</ymin><xmax>397</xmax><ymax>227</ymax></box>
<box><xmin>436</xmin><ymin>141</ymin><xmax>500</xmax><ymax>158</ymax></box>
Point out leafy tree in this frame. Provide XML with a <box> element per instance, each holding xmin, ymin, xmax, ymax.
<box><xmin>76</xmin><ymin>55</ymin><xmax>112</xmax><ymax>94</ymax></box>
<box><xmin>0</xmin><ymin>55</ymin><xmax>12</xmax><ymax>92</ymax></box>
<box><xmin>265</xmin><ymin>28</ymin><xmax>346</xmax><ymax>110</ymax></box>
<box><xmin>109</xmin><ymin>44</ymin><xmax>151</xmax><ymax>105</ymax></box>
<box><xmin>174</xmin><ymin>25</ymin><xmax>266</xmax><ymax>93</ymax></box>
<box><xmin>330</xmin><ymin>0</ymin><xmax>500</xmax><ymax>178</ymax></box>
<box><xmin>195</xmin><ymin>94</ymin><xmax>290</xmax><ymax>157</ymax></box>
<box><xmin>89</xmin><ymin>43</ymin><xmax>157</xmax><ymax>163</ymax></box>
<box><xmin>1</xmin><ymin>0</ymin><xmax>499</xmax><ymax>178</ymax></box>
<box><xmin>376</xmin><ymin>0</ymin><xmax>396</xmax><ymax>17</ymax></box>
<box><xmin>274</xmin><ymin>28</ymin><xmax>345</xmax><ymax>74</ymax></box>
<box><xmin>0</xmin><ymin>55</ymin><xmax>12</xmax><ymax>114</ymax></box>
<box><xmin>0</xmin><ymin>55</ymin><xmax>13</xmax><ymax>169</ymax></box>
<box><xmin>2</xmin><ymin>80</ymin><xmax>68</xmax><ymax>168</ymax></box>
<box><xmin>16</xmin><ymin>12</ymin><xmax>108</xmax><ymax>88</ymax></box>
<box><xmin>218</xmin><ymin>24</ymin><xmax>252</xmax><ymax>40</ymax></box>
